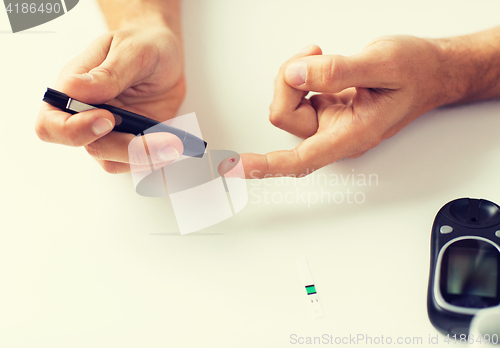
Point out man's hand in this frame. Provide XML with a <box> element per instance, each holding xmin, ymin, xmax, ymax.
<box><xmin>35</xmin><ymin>1</ymin><xmax>185</xmax><ymax>174</ymax></box>
<box><xmin>238</xmin><ymin>36</ymin><xmax>447</xmax><ymax>178</ymax></box>
<box><xmin>235</xmin><ymin>27</ymin><xmax>500</xmax><ymax>179</ymax></box>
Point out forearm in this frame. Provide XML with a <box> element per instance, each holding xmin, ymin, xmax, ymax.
<box><xmin>434</xmin><ymin>26</ymin><xmax>500</xmax><ymax>106</ymax></box>
<box><xmin>96</xmin><ymin>0</ymin><xmax>181</xmax><ymax>35</ymax></box>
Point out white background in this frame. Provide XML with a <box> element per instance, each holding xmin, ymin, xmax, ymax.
<box><xmin>1</xmin><ymin>1</ymin><xmax>500</xmax><ymax>347</ymax></box>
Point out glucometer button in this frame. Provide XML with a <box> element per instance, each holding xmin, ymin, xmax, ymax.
<box><xmin>495</xmin><ymin>230</ymin><xmax>500</xmax><ymax>238</ymax></box>
<box><xmin>440</xmin><ymin>225</ymin><xmax>454</xmax><ymax>234</ymax></box>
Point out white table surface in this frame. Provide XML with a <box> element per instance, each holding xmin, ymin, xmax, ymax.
<box><xmin>1</xmin><ymin>1</ymin><xmax>500</xmax><ymax>347</ymax></box>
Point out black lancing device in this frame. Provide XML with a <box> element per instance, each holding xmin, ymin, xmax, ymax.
<box><xmin>43</xmin><ymin>88</ymin><xmax>207</xmax><ymax>158</ymax></box>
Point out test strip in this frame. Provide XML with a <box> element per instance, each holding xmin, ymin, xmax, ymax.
<box><xmin>295</xmin><ymin>257</ymin><xmax>324</xmax><ymax>318</ymax></box>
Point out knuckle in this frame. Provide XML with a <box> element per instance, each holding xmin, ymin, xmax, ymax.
<box><xmin>382</xmin><ymin>45</ymin><xmax>412</xmax><ymax>81</ymax></box>
<box><xmin>322</xmin><ymin>55</ymin><xmax>345</xmax><ymax>91</ymax></box>
<box><xmin>100</xmin><ymin>161</ymin><xmax>123</xmax><ymax>174</ymax></box>
<box><xmin>94</xmin><ymin>65</ymin><xmax>116</xmax><ymax>80</ymax></box>
<box><xmin>365</xmin><ymin>36</ymin><xmax>419</xmax><ymax>82</ymax></box>
<box><xmin>269</xmin><ymin>109</ymin><xmax>285</xmax><ymax>129</ymax></box>
<box><xmin>100</xmin><ymin>31</ymin><xmax>115</xmax><ymax>43</ymax></box>
<box><xmin>92</xmin><ymin>65</ymin><xmax>121</xmax><ymax>95</ymax></box>
<box><xmin>291</xmin><ymin>148</ymin><xmax>307</xmax><ymax>173</ymax></box>
<box><xmin>322</xmin><ymin>57</ymin><xmax>336</xmax><ymax>88</ymax></box>
<box><xmin>85</xmin><ymin>141</ymin><xmax>105</xmax><ymax>160</ymax></box>
<box><xmin>34</xmin><ymin>121</ymin><xmax>49</xmax><ymax>142</ymax></box>
<box><xmin>60</xmin><ymin>123</ymin><xmax>80</xmax><ymax>147</ymax></box>
<box><xmin>137</xmin><ymin>42</ymin><xmax>159</xmax><ymax>67</ymax></box>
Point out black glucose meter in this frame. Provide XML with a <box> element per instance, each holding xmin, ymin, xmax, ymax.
<box><xmin>427</xmin><ymin>198</ymin><xmax>500</xmax><ymax>335</ymax></box>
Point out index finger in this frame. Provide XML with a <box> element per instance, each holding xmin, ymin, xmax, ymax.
<box><xmin>236</xmin><ymin>132</ymin><xmax>344</xmax><ymax>179</ymax></box>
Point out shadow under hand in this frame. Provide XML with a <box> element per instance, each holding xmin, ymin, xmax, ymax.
<box><xmin>243</xmin><ymin>100</ymin><xmax>500</xmax><ymax>228</ymax></box>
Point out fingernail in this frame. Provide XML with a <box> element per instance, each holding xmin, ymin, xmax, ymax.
<box><xmin>92</xmin><ymin>118</ymin><xmax>113</xmax><ymax>136</ymax></box>
<box><xmin>299</xmin><ymin>44</ymin><xmax>313</xmax><ymax>53</ymax></box>
<box><xmin>158</xmin><ymin>145</ymin><xmax>180</xmax><ymax>162</ymax></box>
<box><xmin>286</xmin><ymin>61</ymin><xmax>307</xmax><ymax>86</ymax></box>
<box><xmin>76</xmin><ymin>73</ymin><xmax>93</xmax><ymax>82</ymax></box>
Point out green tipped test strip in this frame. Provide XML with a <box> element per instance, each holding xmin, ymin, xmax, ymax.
<box><xmin>305</xmin><ymin>285</ymin><xmax>317</xmax><ymax>295</ymax></box>
<box><xmin>296</xmin><ymin>256</ymin><xmax>324</xmax><ymax>318</ymax></box>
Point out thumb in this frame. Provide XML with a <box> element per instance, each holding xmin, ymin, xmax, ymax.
<box><xmin>284</xmin><ymin>47</ymin><xmax>399</xmax><ymax>93</ymax></box>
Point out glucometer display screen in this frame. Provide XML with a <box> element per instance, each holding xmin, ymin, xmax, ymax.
<box><xmin>440</xmin><ymin>239</ymin><xmax>500</xmax><ymax>308</ymax></box>
<box><xmin>446</xmin><ymin>247</ymin><xmax>497</xmax><ymax>297</ymax></box>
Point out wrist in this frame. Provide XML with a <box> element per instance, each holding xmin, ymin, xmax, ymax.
<box><xmin>430</xmin><ymin>36</ymin><xmax>475</xmax><ymax>106</ymax></box>
<box><xmin>431</xmin><ymin>27</ymin><xmax>500</xmax><ymax>106</ymax></box>
<box><xmin>119</xmin><ymin>12</ymin><xmax>171</xmax><ymax>31</ymax></box>
<box><xmin>97</xmin><ymin>0</ymin><xmax>182</xmax><ymax>37</ymax></box>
